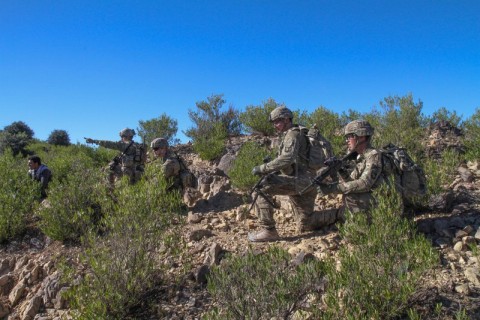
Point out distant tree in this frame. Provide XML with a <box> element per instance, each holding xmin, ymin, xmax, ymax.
<box><xmin>47</xmin><ymin>129</ymin><xmax>71</xmax><ymax>146</ymax></box>
<box><xmin>184</xmin><ymin>94</ymin><xmax>242</xmax><ymax>140</ymax></box>
<box><xmin>463</xmin><ymin>107</ymin><xmax>480</xmax><ymax>160</ymax></box>
<box><xmin>239</xmin><ymin>98</ymin><xmax>282</xmax><ymax>136</ymax></box>
<box><xmin>137</xmin><ymin>113</ymin><xmax>179</xmax><ymax>146</ymax></box>
<box><xmin>0</xmin><ymin>121</ymin><xmax>35</xmax><ymax>155</ymax></box>
<box><xmin>429</xmin><ymin>107</ymin><xmax>463</xmax><ymax>128</ymax></box>
<box><xmin>307</xmin><ymin>106</ymin><xmax>345</xmax><ymax>155</ymax></box>
<box><xmin>184</xmin><ymin>94</ymin><xmax>241</xmax><ymax>160</ymax></box>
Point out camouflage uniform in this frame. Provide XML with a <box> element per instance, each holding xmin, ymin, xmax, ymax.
<box><xmin>251</xmin><ymin>107</ymin><xmax>318</xmax><ymax>237</ymax></box>
<box><xmin>318</xmin><ymin>120</ymin><xmax>384</xmax><ymax>220</ymax></box>
<box><xmin>86</xmin><ymin>128</ymin><xmax>143</xmax><ymax>185</ymax></box>
<box><xmin>150</xmin><ymin>137</ymin><xmax>182</xmax><ymax>190</ymax></box>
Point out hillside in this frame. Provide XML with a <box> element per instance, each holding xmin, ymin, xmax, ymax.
<box><xmin>1</xmin><ymin>125</ymin><xmax>480</xmax><ymax>320</ymax></box>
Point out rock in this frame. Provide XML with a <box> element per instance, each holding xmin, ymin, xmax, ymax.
<box><xmin>434</xmin><ymin>237</ymin><xmax>450</xmax><ymax>249</ymax></box>
<box><xmin>9</xmin><ymin>280</ymin><xmax>26</xmax><ymax>307</ymax></box>
<box><xmin>458</xmin><ymin>166</ymin><xmax>474</xmax><ymax>183</ymax></box>
<box><xmin>194</xmin><ymin>265</ymin><xmax>210</xmax><ymax>285</ymax></box>
<box><xmin>187</xmin><ymin>212</ymin><xmax>202</xmax><ymax>224</ymax></box>
<box><xmin>217</xmin><ymin>153</ymin><xmax>236</xmax><ymax>175</ymax></box>
<box><xmin>464</xmin><ymin>267</ymin><xmax>480</xmax><ymax>286</ymax></box>
<box><xmin>291</xmin><ymin>251</ymin><xmax>316</xmax><ymax>267</ymax></box>
<box><xmin>0</xmin><ymin>273</ymin><xmax>14</xmax><ymax>295</ymax></box>
<box><xmin>203</xmin><ymin>243</ymin><xmax>223</xmax><ymax>266</ymax></box>
<box><xmin>428</xmin><ymin>191</ymin><xmax>454</xmax><ymax>212</ymax></box>
<box><xmin>0</xmin><ymin>300</ymin><xmax>10</xmax><ymax>318</ymax></box>
<box><xmin>455</xmin><ymin>229</ymin><xmax>469</xmax><ymax>238</ymax></box>
<box><xmin>22</xmin><ymin>295</ymin><xmax>43</xmax><ymax>320</ymax></box>
<box><xmin>453</xmin><ymin>241</ymin><xmax>464</xmax><ymax>252</ymax></box>
<box><xmin>454</xmin><ymin>283</ymin><xmax>470</xmax><ymax>295</ymax></box>
<box><xmin>0</xmin><ymin>259</ymin><xmax>11</xmax><ymax>277</ymax></box>
<box><xmin>54</xmin><ymin>287</ymin><xmax>69</xmax><ymax>309</ymax></box>
<box><xmin>474</xmin><ymin>227</ymin><xmax>480</xmax><ymax>241</ymax></box>
<box><xmin>188</xmin><ymin>228</ymin><xmax>214</xmax><ymax>241</ymax></box>
<box><xmin>462</xmin><ymin>236</ymin><xmax>476</xmax><ymax>246</ymax></box>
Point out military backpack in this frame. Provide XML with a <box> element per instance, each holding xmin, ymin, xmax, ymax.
<box><xmin>297</xmin><ymin>125</ymin><xmax>334</xmax><ymax>171</ymax></box>
<box><xmin>174</xmin><ymin>153</ymin><xmax>197</xmax><ymax>189</ymax></box>
<box><xmin>381</xmin><ymin>143</ymin><xmax>427</xmax><ymax>201</ymax></box>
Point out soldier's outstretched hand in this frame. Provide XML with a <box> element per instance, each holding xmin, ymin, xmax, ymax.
<box><xmin>85</xmin><ymin>138</ymin><xmax>94</xmax><ymax>144</ymax></box>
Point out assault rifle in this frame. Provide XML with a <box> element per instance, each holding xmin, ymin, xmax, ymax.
<box><xmin>299</xmin><ymin>150</ymin><xmax>358</xmax><ymax>195</ymax></box>
<box><xmin>248</xmin><ymin>156</ymin><xmax>278</xmax><ymax>212</ymax></box>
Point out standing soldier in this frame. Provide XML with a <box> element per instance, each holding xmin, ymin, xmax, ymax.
<box><xmin>85</xmin><ymin>128</ymin><xmax>145</xmax><ymax>186</ymax></box>
<box><xmin>316</xmin><ymin>120</ymin><xmax>385</xmax><ymax>221</ymax></box>
<box><xmin>248</xmin><ymin>106</ymin><xmax>335</xmax><ymax>242</ymax></box>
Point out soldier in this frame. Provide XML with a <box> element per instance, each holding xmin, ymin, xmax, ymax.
<box><xmin>149</xmin><ymin>137</ymin><xmax>181</xmax><ymax>190</ymax></box>
<box><xmin>85</xmin><ymin>128</ymin><xmax>144</xmax><ymax>186</ymax></box>
<box><xmin>316</xmin><ymin>120</ymin><xmax>385</xmax><ymax>221</ymax></box>
<box><xmin>28</xmin><ymin>155</ymin><xmax>52</xmax><ymax>199</ymax></box>
<box><xmin>248</xmin><ymin>106</ymin><xmax>327</xmax><ymax>242</ymax></box>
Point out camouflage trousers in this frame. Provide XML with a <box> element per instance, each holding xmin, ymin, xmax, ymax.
<box><xmin>254</xmin><ymin>173</ymin><xmax>316</xmax><ymax>230</ymax></box>
<box><xmin>107</xmin><ymin>164</ymin><xmax>142</xmax><ymax>186</ymax></box>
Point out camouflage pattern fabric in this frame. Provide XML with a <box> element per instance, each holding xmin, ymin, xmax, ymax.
<box><xmin>153</xmin><ymin>150</ymin><xmax>181</xmax><ymax>190</ymax></box>
<box><xmin>338</xmin><ymin>147</ymin><xmax>384</xmax><ymax>214</ymax></box>
<box><xmin>91</xmin><ymin>139</ymin><xmax>142</xmax><ymax>185</ymax></box>
<box><xmin>255</xmin><ymin>125</ymin><xmax>317</xmax><ymax>229</ymax></box>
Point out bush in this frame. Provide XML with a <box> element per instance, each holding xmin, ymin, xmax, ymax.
<box><xmin>0</xmin><ymin>151</ymin><xmax>39</xmax><ymax>242</ymax></box>
<box><xmin>307</xmin><ymin>106</ymin><xmax>345</xmax><ymax>155</ymax></box>
<box><xmin>321</xmin><ymin>184</ymin><xmax>437</xmax><ymax>319</ymax></box>
<box><xmin>193</xmin><ymin>122</ymin><xmax>228</xmax><ymax>161</ymax></box>
<box><xmin>47</xmin><ymin>129</ymin><xmax>71</xmax><ymax>146</ymax></box>
<box><xmin>229</xmin><ymin>141</ymin><xmax>275</xmax><ymax>191</ymax></box>
<box><xmin>137</xmin><ymin>113</ymin><xmax>179</xmax><ymax>146</ymax></box>
<box><xmin>37</xmin><ymin>164</ymin><xmax>105</xmax><ymax>242</ymax></box>
<box><xmin>422</xmin><ymin>149</ymin><xmax>464</xmax><ymax>196</ymax></box>
<box><xmin>463</xmin><ymin>108</ymin><xmax>480</xmax><ymax>161</ymax></box>
<box><xmin>206</xmin><ymin>246</ymin><xmax>325</xmax><ymax>319</ymax></box>
<box><xmin>239</xmin><ymin>98</ymin><xmax>279</xmax><ymax>136</ymax></box>
<box><xmin>64</xmin><ymin>165</ymin><xmax>186</xmax><ymax>319</ymax></box>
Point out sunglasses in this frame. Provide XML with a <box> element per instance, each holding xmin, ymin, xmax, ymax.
<box><xmin>345</xmin><ymin>134</ymin><xmax>357</xmax><ymax>141</ymax></box>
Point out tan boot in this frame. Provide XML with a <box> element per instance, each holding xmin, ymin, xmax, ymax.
<box><xmin>248</xmin><ymin>228</ymin><xmax>280</xmax><ymax>242</ymax></box>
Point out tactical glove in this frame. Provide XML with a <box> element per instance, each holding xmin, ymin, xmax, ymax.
<box><xmin>316</xmin><ymin>183</ymin><xmax>340</xmax><ymax>196</ymax></box>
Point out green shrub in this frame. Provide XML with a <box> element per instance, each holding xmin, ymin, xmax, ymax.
<box><xmin>307</xmin><ymin>106</ymin><xmax>345</xmax><ymax>155</ymax></box>
<box><xmin>64</xmin><ymin>165</ymin><xmax>186</xmax><ymax>319</ymax></box>
<box><xmin>37</xmin><ymin>164</ymin><xmax>105</xmax><ymax>242</ymax></box>
<box><xmin>239</xmin><ymin>98</ymin><xmax>279</xmax><ymax>136</ymax></box>
<box><xmin>193</xmin><ymin>122</ymin><xmax>228</xmax><ymax>161</ymax></box>
<box><xmin>206</xmin><ymin>246</ymin><xmax>325</xmax><ymax>319</ymax></box>
<box><xmin>463</xmin><ymin>107</ymin><xmax>480</xmax><ymax>161</ymax></box>
<box><xmin>0</xmin><ymin>151</ymin><xmax>39</xmax><ymax>242</ymax></box>
<box><xmin>229</xmin><ymin>141</ymin><xmax>275</xmax><ymax>191</ymax></box>
<box><xmin>321</xmin><ymin>184</ymin><xmax>437</xmax><ymax>319</ymax></box>
<box><xmin>422</xmin><ymin>149</ymin><xmax>463</xmax><ymax>196</ymax></box>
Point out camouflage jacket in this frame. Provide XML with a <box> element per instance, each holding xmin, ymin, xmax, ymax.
<box><xmin>259</xmin><ymin>125</ymin><xmax>310</xmax><ymax>176</ymax></box>
<box><xmin>339</xmin><ymin>147</ymin><xmax>384</xmax><ymax>194</ymax></box>
<box><xmin>151</xmin><ymin>150</ymin><xmax>181</xmax><ymax>189</ymax></box>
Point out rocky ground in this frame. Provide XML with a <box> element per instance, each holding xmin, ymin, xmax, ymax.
<box><xmin>1</xmin><ymin>129</ymin><xmax>480</xmax><ymax>319</ymax></box>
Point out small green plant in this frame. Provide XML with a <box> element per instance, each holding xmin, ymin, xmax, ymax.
<box><xmin>193</xmin><ymin>121</ymin><xmax>228</xmax><ymax>160</ymax></box>
<box><xmin>239</xmin><ymin>98</ymin><xmax>279</xmax><ymax>136</ymax></box>
<box><xmin>229</xmin><ymin>141</ymin><xmax>275</xmax><ymax>191</ymax></box>
<box><xmin>64</xmin><ymin>165</ymin><xmax>186</xmax><ymax>319</ymax></box>
<box><xmin>422</xmin><ymin>148</ymin><xmax>463</xmax><ymax>196</ymax></box>
<box><xmin>321</xmin><ymin>184</ymin><xmax>438</xmax><ymax>319</ymax></box>
<box><xmin>407</xmin><ymin>308</ymin><xmax>421</xmax><ymax>320</ymax></box>
<box><xmin>206</xmin><ymin>246</ymin><xmax>325</xmax><ymax>319</ymax></box>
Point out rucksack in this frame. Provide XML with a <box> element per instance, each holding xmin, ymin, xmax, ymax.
<box><xmin>297</xmin><ymin>125</ymin><xmax>334</xmax><ymax>171</ymax></box>
<box><xmin>134</xmin><ymin>143</ymin><xmax>148</xmax><ymax>166</ymax></box>
<box><xmin>381</xmin><ymin>143</ymin><xmax>427</xmax><ymax>201</ymax></box>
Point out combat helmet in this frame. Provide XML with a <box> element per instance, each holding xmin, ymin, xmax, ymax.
<box><xmin>269</xmin><ymin>106</ymin><xmax>293</xmax><ymax>122</ymax></box>
<box><xmin>119</xmin><ymin>128</ymin><xmax>135</xmax><ymax>138</ymax></box>
<box><xmin>151</xmin><ymin>137</ymin><xmax>169</xmax><ymax>149</ymax></box>
<box><xmin>344</xmin><ymin>120</ymin><xmax>374</xmax><ymax>137</ymax></box>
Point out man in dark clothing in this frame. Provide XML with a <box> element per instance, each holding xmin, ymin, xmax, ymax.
<box><xmin>28</xmin><ymin>155</ymin><xmax>52</xmax><ymax>199</ymax></box>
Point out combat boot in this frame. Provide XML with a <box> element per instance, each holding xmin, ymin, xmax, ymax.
<box><xmin>248</xmin><ymin>228</ymin><xmax>280</xmax><ymax>242</ymax></box>
<box><xmin>296</xmin><ymin>209</ymin><xmax>338</xmax><ymax>233</ymax></box>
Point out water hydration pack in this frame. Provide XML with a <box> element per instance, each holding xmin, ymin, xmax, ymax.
<box><xmin>298</xmin><ymin>125</ymin><xmax>334</xmax><ymax>171</ymax></box>
<box><xmin>381</xmin><ymin>143</ymin><xmax>427</xmax><ymax>201</ymax></box>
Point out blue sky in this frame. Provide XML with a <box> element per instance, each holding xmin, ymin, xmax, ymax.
<box><xmin>1</xmin><ymin>1</ymin><xmax>479</xmax><ymax>144</ymax></box>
